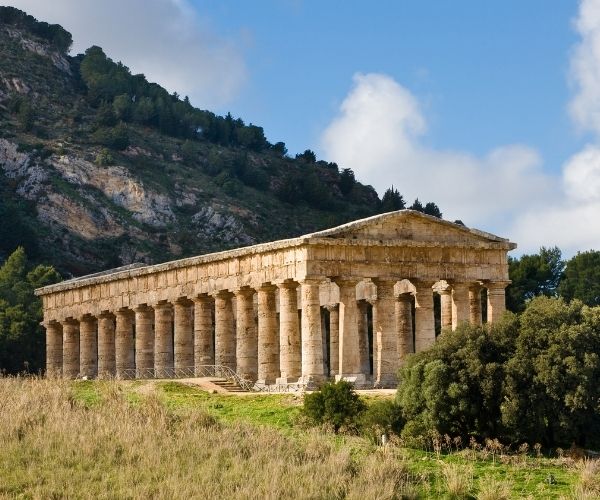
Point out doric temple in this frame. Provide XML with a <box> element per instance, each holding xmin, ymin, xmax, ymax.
<box><xmin>35</xmin><ymin>210</ymin><xmax>516</xmax><ymax>388</ymax></box>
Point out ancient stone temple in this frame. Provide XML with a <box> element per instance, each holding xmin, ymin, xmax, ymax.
<box><xmin>35</xmin><ymin>210</ymin><xmax>516</xmax><ymax>388</ymax></box>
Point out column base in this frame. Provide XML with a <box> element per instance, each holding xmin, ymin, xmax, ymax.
<box><xmin>297</xmin><ymin>375</ymin><xmax>324</xmax><ymax>389</ymax></box>
<box><xmin>335</xmin><ymin>373</ymin><xmax>369</xmax><ymax>388</ymax></box>
<box><xmin>373</xmin><ymin>375</ymin><xmax>398</xmax><ymax>389</ymax></box>
<box><xmin>275</xmin><ymin>376</ymin><xmax>301</xmax><ymax>385</ymax></box>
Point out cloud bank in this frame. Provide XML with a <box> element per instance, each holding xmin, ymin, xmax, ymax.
<box><xmin>320</xmin><ymin>73</ymin><xmax>555</xmax><ymax>233</ymax></box>
<box><xmin>4</xmin><ymin>0</ymin><xmax>246</xmax><ymax>107</ymax></box>
<box><xmin>321</xmin><ymin>0</ymin><xmax>600</xmax><ymax>255</ymax></box>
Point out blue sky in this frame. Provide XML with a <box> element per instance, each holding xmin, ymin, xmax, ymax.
<box><xmin>197</xmin><ymin>1</ymin><xmax>580</xmax><ymax>164</ymax></box>
<box><xmin>5</xmin><ymin>0</ymin><xmax>600</xmax><ymax>254</ymax></box>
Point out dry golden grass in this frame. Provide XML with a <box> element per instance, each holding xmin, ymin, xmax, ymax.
<box><xmin>441</xmin><ymin>462</ymin><xmax>473</xmax><ymax>498</ymax></box>
<box><xmin>476</xmin><ymin>475</ymin><xmax>512</xmax><ymax>500</ymax></box>
<box><xmin>0</xmin><ymin>377</ymin><xmax>417</xmax><ymax>499</ymax></box>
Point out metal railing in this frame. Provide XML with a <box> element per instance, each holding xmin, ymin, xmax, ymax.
<box><xmin>117</xmin><ymin>365</ymin><xmax>258</xmax><ymax>392</ymax></box>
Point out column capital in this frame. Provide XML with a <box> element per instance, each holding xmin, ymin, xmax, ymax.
<box><xmin>300</xmin><ymin>277</ymin><xmax>324</xmax><ymax>286</ymax></box>
<box><xmin>332</xmin><ymin>277</ymin><xmax>360</xmax><ymax>288</ymax></box>
<box><xmin>78</xmin><ymin>313</ymin><xmax>97</xmax><ymax>323</ymax></box>
<box><xmin>211</xmin><ymin>289</ymin><xmax>234</xmax><ymax>299</ymax></box>
<box><xmin>115</xmin><ymin>307</ymin><xmax>134</xmax><ymax>317</ymax></box>
<box><xmin>276</xmin><ymin>279</ymin><xmax>299</xmax><ymax>290</ymax></box>
<box><xmin>133</xmin><ymin>303</ymin><xmax>153</xmax><ymax>313</ymax></box>
<box><xmin>152</xmin><ymin>301</ymin><xmax>173</xmax><ymax>311</ymax></box>
<box><xmin>486</xmin><ymin>280</ymin><xmax>511</xmax><ymax>292</ymax></box>
<box><xmin>98</xmin><ymin>310</ymin><xmax>115</xmax><ymax>320</ymax></box>
<box><xmin>61</xmin><ymin>317</ymin><xmax>79</xmax><ymax>325</ymax></box>
<box><xmin>192</xmin><ymin>293</ymin><xmax>213</xmax><ymax>304</ymax></box>
<box><xmin>174</xmin><ymin>296</ymin><xmax>193</xmax><ymax>306</ymax></box>
<box><xmin>257</xmin><ymin>283</ymin><xmax>277</xmax><ymax>293</ymax></box>
<box><xmin>234</xmin><ymin>286</ymin><xmax>255</xmax><ymax>297</ymax></box>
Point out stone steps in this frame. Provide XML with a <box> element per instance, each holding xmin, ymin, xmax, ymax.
<box><xmin>211</xmin><ymin>378</ymin><xmax>247</xmax><ymax>392</ymax></box>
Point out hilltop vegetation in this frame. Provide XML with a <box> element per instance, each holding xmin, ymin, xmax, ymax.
<box><xmin>0</xmin><ymin>6</ymin><xmax>442</xmax><ymax>277</ymax></box>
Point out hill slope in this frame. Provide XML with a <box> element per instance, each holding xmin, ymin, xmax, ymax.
<box><xmin>0</xmin><ymin>7</ymin><xmax>421</xmax><ymax>276</ymax></box>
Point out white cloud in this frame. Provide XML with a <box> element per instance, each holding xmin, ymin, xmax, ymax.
<box><xmin>513</xmin><ymin>0</ymin><xmax>600</xmax><ymax>254</ymax></box>
<box><xmin>319</xmin><ymin>0</ymin><xmax>600</xmax><ymax>256</ymax></box>
<box><xmin>320</xmin><ymin>73</ymin><xmax>556</xmax><ymax>232</ymax></box>
<box><xmin>4</xmin><ymin>0</ymin><xmax>247</xmax><ymax>107</ymax></box>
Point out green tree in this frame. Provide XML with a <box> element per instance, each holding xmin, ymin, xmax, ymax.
<box><xmin>423</xmin><ymin>202</ymin><xmax>442</xmax><ymax>218</ymax></box>
<box><xmin>501</xmin><ymin>297</ymin><xmax>600</xmax><ymax>447</ymax></box>
<box><xmin>397</xmin><ymin>318</ymin><xmax>516</xmax><ymax>441</ymax></box>
<box><xmin>0</xmin><ymin>248</ymin><xmax>60</xmax><ymax>374</ymax></box>
<box><xmin>339</xmin><ymin>168</ymin><xmax>356</xmax><ymax>195</ymax></box>
<box><xmin>302</xmin><ymin>380</ymin><xmax>366</xmax><ymax>432</ymax></box>
<box><xmin>380</xmin><ymin>186</ymin><xmax>405</xmax><ymax>212</ymax></box>
<box><xmin>507</xmin><ymin>247</ymin><xmax>564</xmax><ymax>312</ymax></box>
<box><xmin>409</xmin><ymin>198</ymin><xmax>424</xmax><ymax>212</ymax></box>
<box><xmin>559</xmin><ymin>250</ymin><xmax>600</xmax><ymax>306</ymax></box>
<box><xmin>295</xmin><ymin>149</ymin><xmax>317</xmax><ymax>163</ymax></box>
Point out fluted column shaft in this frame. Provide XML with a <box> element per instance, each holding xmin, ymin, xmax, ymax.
<box><xmin>193</xmin><ymin>295</ymin><xmax>214</xmax><ymax>370</ymax></box>
<box><xmin>214</xmin><ymin>291</ymin><xmax>235</xmax><ymax>370</ymax></box>
<box><xmin>469</xmin><ymin>284</ymin><xmax>483</xmax><ymax>326</ymax></box>
<box><xmin>414</xmin><ymin>282</ymin><xmax>435</xmax><ymax>352</ymax></box>
<box><xmin>452</xmin><ymin>282</ymin><xmax>470</xmax><ymax>330</ymax></box>
<box><xmin>98</xmin><ymin>312</ymin><xmax>115</xmax><ymax>377</ymax></box>
<box><xmin>135</xmin><ymin>305</ymin><xmax>154</xmax><ymax>374</ymax></box>
<box><xmin>372</xmin><ymin>280</ymin><xmax>397</xmax><ymax>387</ymax></box>
<box><xmin>278</xmin><ymin>282</ymin><xmax>301</xmax><ymax>381</ymax></box>
<box><xmin>337</xmin><ymin>279</ymin><xmax>362</xmax><ymax>379</ymax></box>
<box><xmin>487</xmin><ymin>282</ymin><xmax>509</xmax><ymax>323</ymax></box>
<box><xmin>115</xmin><ymin>309</ymin><xmax>134</xmax><ymax>378</ymax></box>
<box><xmin>79</xmin><ymin>316</ymin><xmax>98</xmax><ymax>378</ymax></box>
<box><xmin>357</xmin><ymin>301</ymin><xmax>370</xmax><ymax>375</ymax></box>
<box><xmin>439</xmin><ymin>290</ymin><xmax>453</xmax><ymax>330</ymax></box>
<box><xmin>236</xmin><ymin>289</ymin><xmax>258</xmax><ymax>381</ymax></box>
<box><xmin>327</xmin><ymin>305</ymin><xmax>339</xmax><ymax>376</ymax></box>
<box><xmin>154</xmin><ymin>302</ymin><xmax>174</xmax><ymax>375</ymax></box>
<box><xmin>300</xmin><ymin>280</ymin><xmax>324</xmax><ymax>382</ymax></box>
<box><xmin>258</xmin><ymin>285</ymin><xmax>279</xmax><ymax>383</ymax></box>
<box><xmin>62</xmin><ymin>319</ymin><xmax>80</xmax><ymax>379</ymax></box>
<box><xmin>45</xmin><ymin>322</ymin><xmax>62</xmax><ymax>377</ymax></box>
<box><xmin>174</xmin><ymin>299</ymin><xmax>194</xmax><ymax>371</ymax></box>
<box><xmin>396</xmin><ymin>294</ymin><xmax>413</xmax><ymax>364</ymax></box>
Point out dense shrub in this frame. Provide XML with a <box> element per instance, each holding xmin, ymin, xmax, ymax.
<box><xmin>302</xmin><ymin>380</ymin><xmax>366</xmax><ymax>432</ymax></box>
<box><xmin>358</xmin><ymin>399</ymin><xmax>404</xmax><ymax>443</ymax></box>
<box><xmin>397</xmin><ymin>296</ymin><xmax>600</xmax><ymax>449</ymax></box>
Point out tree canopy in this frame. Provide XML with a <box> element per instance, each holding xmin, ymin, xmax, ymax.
<box><xmin>559</xmin><ymin>250</ymin><xmax>600</xmax><ymax>306</ymax></box>
<box><xmin>0</xmin><ymin>248</ymin><xmax>60</xmax><ymax>374</ymax></box>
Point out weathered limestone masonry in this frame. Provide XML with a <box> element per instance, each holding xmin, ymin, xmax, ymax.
<box><xmin>36</xmin><ymin>210</ymin><xmax>516</xmax><ymax>388</ymax></box>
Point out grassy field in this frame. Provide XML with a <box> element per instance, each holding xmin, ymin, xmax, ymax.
<box><xmin>0</xmin><ymin>378</ymin><xmax>597</xmax><ymax>499</ymax></box>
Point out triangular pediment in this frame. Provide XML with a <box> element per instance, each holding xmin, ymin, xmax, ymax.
<box><xmin>303</xmin><ymin>210</ymin><xmax>516</xmax><ymax>247</ymax></box>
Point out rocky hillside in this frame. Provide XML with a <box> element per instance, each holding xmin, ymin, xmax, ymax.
<box><xmin>0</xmin><ymin>8</ymin><xmax>403</xmax><ymax>277</ymax></box>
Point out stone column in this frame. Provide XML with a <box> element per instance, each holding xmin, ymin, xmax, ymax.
<box><xmin>469</xmin><ymin>284</ymin><xmax>483</xmax><ymax>326</ymax></box>
<box><xmin>300</xmin><ymin>279</ymin><xmax>324</xmax><ymax>384</ymax></box>
<box><xmin>452</xmin><ymin>282</ymin><xmax>470</xmax><ymax>330</ymax></box>
<box><xmin>235</xmin><ymin>288</ymin><xmax>258</xmax><ymax>382</ymax></box>
<box><xmin>97</xmin><ymin>312</ymin><xmax>116</xmax><ymax>377</ymax></box>
<box><xmin>372</xmin><ymin>279</ymin><xmax>397</xmax><ymax>387</ymax></box>
<box><xmin>258</xmin><ymin>284</ymin><xmax>279</xmax><ymax>384</ymax></box>
<box><xmin>214</xmin><ymin>290</ymin><xmax>235</xmax><ymax>370</ymax></box>
<box><xmin>326</xmin><ymin>304</ymin><xmax>339</xmax><ymax>377</ymax></box>
<box><xmin>115</xmin><ymin>308</ymin><xmax>134</xmax><ymax>378</ymax></box>
<box><xmin>396</xmin><ymin>294</ymin><xmax>414</xmax><ymax>364</ymax></box>
<box><xmin>439</xmin><ymin>288</ymin><xmax>453</xmax><ymax>330</ymax></box>
<box><xmin>45</xmin><ymin>321</ymin><xmax>62</xmax><ymax>377</ymax></box>
<box><xmin>336</xmin><ymin>279</ymin><xmax>364</xmax><ymax>383</ymax></box>
<box><xmin>62</xmin><ymin>318</ymin><xmax>80</xmax><ymax>379</ymax></box>
<box><xmin>487</xmin><ymin>281</ymin><xmax>509</xmax><ymax>323</ymax></box>
<box><xmin>278</xmin><ymin>281</ymin><xmax>301</xmax><ymax>382</ymax></box>
<box><xmin>414</xmin><ymin>281</ymin><xmax>435</xmax><ymax>352</ymax></box>
<box><xmin>357</xmin><ymin>301</ymin><xmax>370</xmax><ymax>375</ymax></box>
<box><xmin>79</xmin><ymin>315</ymin><xmax>98</xmax><ymax>378</ymax></box>
<box><xmin>134</xmin><ymin>304</ymin><xmax>154</xmax><ymax>376</ymax></box>
<box><xmin>193</xmin><ymin>295</ymin><xmax>214</xmax><ymax>371</ymax></box>
<box><xmin>154</xmin><ymin>302</ymin><xmax>174</xmax><ymax>376</ymax></box>
<box><xmin>174</xmin><ymin>298</ymin><xmax>194</xmax><ymax>373</ymax></box>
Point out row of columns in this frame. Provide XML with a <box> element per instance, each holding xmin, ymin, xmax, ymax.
<box><xmin>46</xmin><ymin>279</ymin><xmax>508</xmax><ymax>386</ymax></box>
